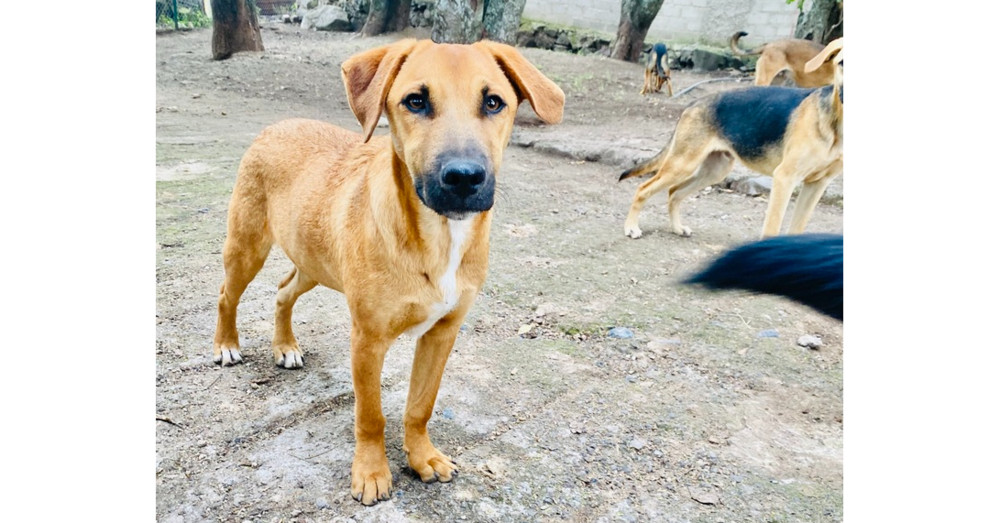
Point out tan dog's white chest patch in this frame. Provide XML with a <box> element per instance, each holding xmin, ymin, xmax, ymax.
<box><xmin>405</xmin><ymin>218</ymin><xmax>472</xmax><ymax>338</ymax></box>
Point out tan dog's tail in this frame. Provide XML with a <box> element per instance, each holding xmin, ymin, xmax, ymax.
<box><xmin>619</xmin><ymin>144</ymin><xmax>670</xmax><ymax>182</ymax></box>
<box><xmin>730</xmin><ymin>31</ymin><xmax>765</xmax><ymax>56</ymax></box>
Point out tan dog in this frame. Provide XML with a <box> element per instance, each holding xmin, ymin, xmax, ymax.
<box><xmin>620</xmin><ymin>38</ymin><xmax>842</xmax><ymax>239</ymax></box>
<box><xmin>640</xmin><ymin>42</ymin><xmax>673</xmax><ymax>96</ymax></box>
<box><xmin>212</xmin><ymin>38</ymin><xmax>564</xmax><ymax>505</ymax></box>
<box><xmin>730</xmin><ymin>31</ymin><xmax>837</xmax><ymax>88</ymax></box>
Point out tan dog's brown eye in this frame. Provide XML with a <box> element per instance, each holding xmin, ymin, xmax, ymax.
<box><xmin>483</xmin><ymin>94</ymin><xmax>505</xmax><ymax>115</ymax></box>
<box><xmin>403</xmin><ymin>93</ymin><xmax>428</xmax><ymax>114</ymax></box>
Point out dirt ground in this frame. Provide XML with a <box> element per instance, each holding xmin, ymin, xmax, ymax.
<box><xmin>156</xmin><ymin>24</ymin><xmax>843</xmax><ymax>523</ymax></box>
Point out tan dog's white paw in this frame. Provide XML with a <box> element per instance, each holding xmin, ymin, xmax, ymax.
<box><xmin>625</xmin><ymin>225</ymin><xmax>643</xmax><ymax>239</ymax></box>
<box><xmin>214</xmin><ymin>347</ymin><xmax>243</xmax><ymax>366</ymax></box>
<box><xmin>672</xmin><ymin>224</ymin><xmax>692</xmax><ymax>237</ymax></box>
<box><xmin>274</xmin><ymin>347</ymin><xmax>303</xmax><ymax>369</ymax></box>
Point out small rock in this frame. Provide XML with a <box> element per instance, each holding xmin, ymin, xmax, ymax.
<box><xmin>315</xmin><ymin>497</ymin><xmax>330</xmax><ymax>509</ymax></box>
<box><xmin>757</xmin><ymin>329</ymin><xmax>779</xmax><ymax>338</ymax></box>
<box><xmin>608</xmin><ymin>327</ymin><xmax>634</xmax><ymax>339</ymax></box>
<box><xmin>441</xmin><ymin>407</ymin><xmax>455</xmax><ymax>420</ymax></box>
<box><xmin>690</xmin><ymin>488</ymin><xmax>719</xmax><ymax>505</ymax></box>
<box><xmin>628</xmin><ymin>437</ymin><xmax>646</xmax><ymax>450</ymax></box>
<box><xmin>797</xmin><ymin>334</ymin><xmax>823</xmax><ymax>349</ymax></box>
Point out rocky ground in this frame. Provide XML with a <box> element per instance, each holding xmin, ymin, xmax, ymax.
<box><xmin>156</xmin><ymin>24</ymin><xmax>843</xmax><ymax>523</ymax></box>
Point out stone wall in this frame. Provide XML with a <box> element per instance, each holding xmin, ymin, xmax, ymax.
<box><xmin>522</xmin><ymin>0</ymin><xmax>808</xmax><ymax>47</ymax></box>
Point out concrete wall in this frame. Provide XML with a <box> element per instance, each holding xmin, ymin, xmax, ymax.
<box><xmin>522</xmin><ymin>0</ymin><xmax>808</xmax><ymax>47</ymax></box>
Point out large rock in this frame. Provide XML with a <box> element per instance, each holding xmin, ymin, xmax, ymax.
<box><xmin>673</xmin><ymin>47</ymin><xmax>743</xmax><ymax>72</ymax></box>
<box><xmin>301</xmin><ymin>5</ymin><xmax>352</xmax><ymax>31</ymax></box>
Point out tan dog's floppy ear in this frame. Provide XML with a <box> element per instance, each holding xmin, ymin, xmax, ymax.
<box><xmin>475</xmin><ymin>41</ymin><xmax>565</xmax><ymax>125</ymax></box>
<box><xmin>341</xmin><ymin>39</ymin><xmax>419</xmax><ymax>142</ymax></box>
<box><xmin>805</xmin><ymin>37</ymin><xmax>843</xmax><ymax>73</ymax></box>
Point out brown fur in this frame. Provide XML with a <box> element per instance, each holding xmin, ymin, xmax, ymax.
<box><xmin>621</xmin><ymin>38</ymin><xmax>843</xmax><ymax>239</ymax></box>
<box><xmin>212</xmin><ymin>39</ymin><xmax>564</xmax><ymax>505</ymax></box>
<box><xmin>730</xmin><ymin>31</ymin><xmax>836</xmax><ymax>88</ymax></box>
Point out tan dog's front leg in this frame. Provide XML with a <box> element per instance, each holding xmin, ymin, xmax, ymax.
<box><xmin>403</xmin><ymin>315</ymin><xmax>463</xmax><ymax>484</ymax></box>
<box><xmin>349</xmin><ymin>327</ymin><xmax>394</xmax><ymax>505</ymax></box>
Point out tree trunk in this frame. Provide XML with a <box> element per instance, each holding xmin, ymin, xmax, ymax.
<box><xmin>794</xmin><ymin>0</ymin><xmax>843</xmax><ymax>44</ymax></box>
<box><xmin>482</xmin><ymin>0</ymin><xmax>526</xmax><ymax>45</ymax></box>
<box><xmin>431</xmin><ymin>0</ymin><xmax>484</xmax><ymax>44</ymax></box>
<box><xmin>210</xmin><ymin>0</ymin><xmax>263</xmax><ymax>60</ymax></box>
<box><xmin>361</xmin><ymin>0</ymin><xmax>411</xmax><ymax>36</ymax></box>
<box><xmin>610</xmin><ymin>0</ymin><xmax>665</xmax><ymax>62</ymax></box>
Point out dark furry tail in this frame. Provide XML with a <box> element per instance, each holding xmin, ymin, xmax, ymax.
<box><xmin>683</xmin><ymin>234</ymin><xmax>843</xmax><ymax>320</ymax></box>
<box><xmin>729</xmin><ymin>31</ymin><xmax>764</xmax><ymax>56</ymax></box>
<box><xmin>618</xmin><ymin>144</ymin><xmax>670</xmax><ymax>182</ymax></box>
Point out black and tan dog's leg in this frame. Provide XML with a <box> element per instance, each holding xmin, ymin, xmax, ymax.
<box><xmin>271</xmin><ymin>267</ymin><xmax>317</xmax><ymax>369</ymax></box>
<box><xmin>786</xmin><ymin>162</ymin><xmax>841</xmax><ymax>234</ymax></box>
<box><xmin>624</xmin><ymin>138</ymin><xmax>720</xmax><ymax>238</ymax></box>
<box><xmin>349</xmin><ymin>327</ymin><xmax>395</xmax><ymax>506</ymax></box>
<box><xmin>402</xmin><ymin>312</ymin><xmax>466</xmax><ymax>484</ymax></box>
<box><xmin>666</xmin><ymin>151</ymin><xmax>734</xmax><ymax>236</ymax></box>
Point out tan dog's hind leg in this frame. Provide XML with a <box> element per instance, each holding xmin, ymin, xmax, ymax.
<box><xmin>271</xmin><ymin>267</ymin><xmax>317</xmax><ymax>369</ymax></box>
<box><xmin>402</xmin><ymin>315</ymin><xmax>464</xmax><ymax>483</ymax></box>
<box><xmin>350</xmin><ymin>327</ymin><xmax>394</xmax><ymax>506</ymax></box>
<box><xmin>213</xmin><ymin>187</ymin><xmax>272</xmax><ymax>366</ymax></box>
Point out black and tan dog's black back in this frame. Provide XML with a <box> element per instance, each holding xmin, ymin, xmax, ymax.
<box><xmin>621</xmin><ymin>38</ymin><xmax>843</xmax><ymax>239</ymax></box>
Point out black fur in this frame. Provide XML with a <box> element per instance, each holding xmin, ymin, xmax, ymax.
<box><xmin>651</xmin><ymin>42</ymin><xmax>668</xmax><ymax>78</ymax></box>
<box><xmin>683</xmin><ymin>234</ymin><xmax>843</xmax><ymax>320</ymax></box>
<box><xmin>710</xmin><ymin>86</ymin><xmax>816</xmax><ymax>160</ymax></box>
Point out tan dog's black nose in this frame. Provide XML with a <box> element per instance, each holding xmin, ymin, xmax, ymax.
<box><xmin>440</xmin><ymin>160</ymin><xmax>487</xmax><ymax>197</ymax></box>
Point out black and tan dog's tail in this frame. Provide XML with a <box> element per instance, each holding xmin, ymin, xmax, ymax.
<box><xmin>729</xmin><ymin>31</ymin><xmax>766</xmax><ymax>57</ymax></box>
<box><xmin>683</xmin><ymin>233</ymin><xmax>843</xmax><ymax>320</ymax></box>
<box><xmin>618</xmin><ymin>145</ymin><xmax>670</xmax><ymax>182</ymax></box>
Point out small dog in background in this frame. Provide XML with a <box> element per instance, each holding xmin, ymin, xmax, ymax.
<box><xmin>640</xmin><ymin>42</ymin><xmax>673</xmax><ymax>96</ymax></box>
<box><xmin>730</xmin><ymin>31</ymin><xmax>838</xmax><ymax>88</ymax></box>
<box><xmin>683</xmin><ymin>233</ymin><xmax>843</xmax><ymax>320</ymax></box>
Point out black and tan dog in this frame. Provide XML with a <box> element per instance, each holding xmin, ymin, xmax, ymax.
<box><xmin>730</xmin><ymin>31</ymin><xmax>837</xmax><ymax>88</ymax></box>
<box><xmin>620</xmin><ymin>38</ymin><xmax>842</xmax><ymax>239</ymax></box>
<box><xmin>640</xmin><ymin>42</ymin><xmax>673</xmax><ymax>96</ymax></box>
<box><xmin>212</xmin><ymin>39</ymin><xmax>564</xmax><ymax>505</ymax></box>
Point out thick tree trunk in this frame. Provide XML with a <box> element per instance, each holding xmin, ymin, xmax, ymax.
<box><xmin>432</xmin><ymin>0</ymin><xmax>484</xmax><ymax>44</ymax></box>
<box><xmin>210</xmin><ymin>0</ymin><xmax>263</xmax><ymax>60</ymax></box>
<box><xmin>483</xmin><ymin>0</ymin><xmax>526</xmax><ymax>45</ymax></box>
<box><xmin>361</xmin><ymin>0</ymin><xmax>411</xmax><ymax>36</ymax></box>
<box><xmin>610</xmin><ymin>0</ymin><xmax>665</xmax><ymax>62</ymax></box>
<box><xmin>794</xmin><ymin>0</ymin><xmax>843</xmax><ymax>44</ymax></box>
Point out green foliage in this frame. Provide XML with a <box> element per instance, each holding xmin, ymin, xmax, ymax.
<box><xmin>158</xmin><ymin>6</ymin><xmax>212</xmax><ymax>29</ymax></box>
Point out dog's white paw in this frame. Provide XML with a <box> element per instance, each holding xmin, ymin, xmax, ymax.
<box><xmin>275</xmin><ymin>350</ymin><xmax>304</xmax><ymax>369</ymax></box>
<box><xmin>625</xmin><ymin>225</ymin><xmax>643</xmax><ymax>239</ymax></box>
<box><xmin>673</xmin><ymin>225</ymin><xmax>692</xmax><ymax>237</ymax></box>
<box><xmin>214</xmin><ymin>347</ymin><xmax>243</xmax><ymax>366</ymax></box>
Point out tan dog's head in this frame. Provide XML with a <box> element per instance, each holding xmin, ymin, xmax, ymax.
<box><xmin>342</xmin><ymin>39</ymin><xmax>565</xmax><ymax>220</ymax></box>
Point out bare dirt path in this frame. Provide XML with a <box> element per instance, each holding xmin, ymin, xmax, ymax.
<box><xmin>156</xmin><ymin>24</ymin><xmax>843</xmax><ymax>523</ymax></box>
